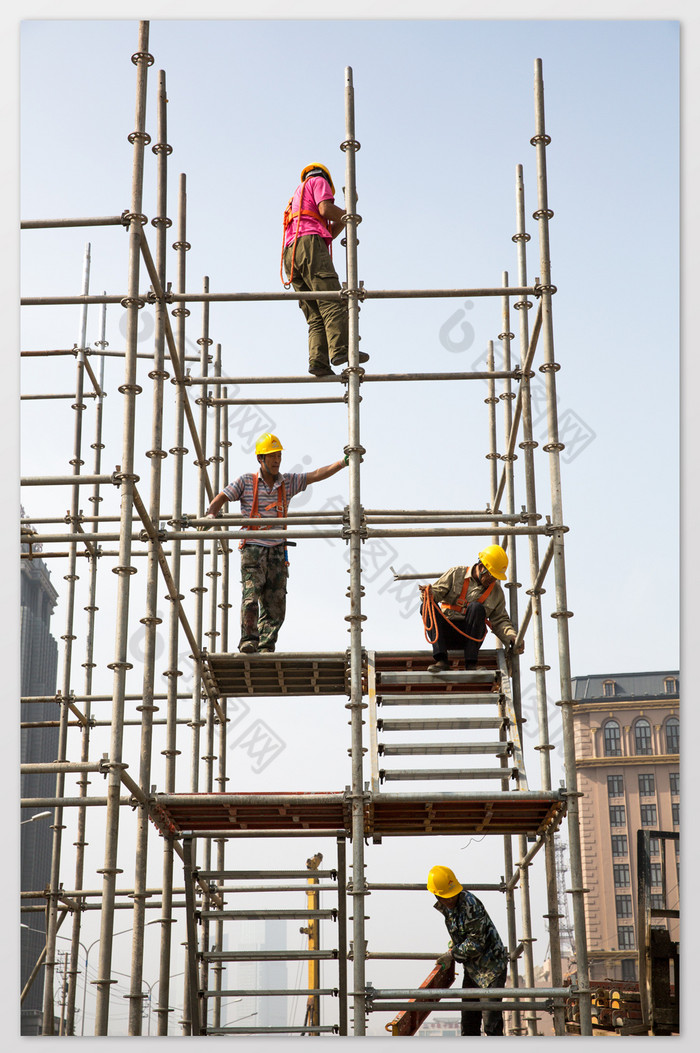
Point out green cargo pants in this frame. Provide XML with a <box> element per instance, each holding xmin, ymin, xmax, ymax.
<box><xmin>239</xmin><ymin>543</ymin><xmax>288</xmax><ymax>651</ymax></box>
<box><xmin>283</xmin><ymin>234</ymin><xmax>348</xmax><ymax>370</ymax></box>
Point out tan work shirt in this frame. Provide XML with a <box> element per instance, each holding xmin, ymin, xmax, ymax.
<box><xmin>429</xmin><ymin>564</ymin><xmax>517</xmax><ymax>645</ymax></box>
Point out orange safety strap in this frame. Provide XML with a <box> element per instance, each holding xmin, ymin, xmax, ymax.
<box><xmin>280</xmin><ymin>180</ymin><xmax>333</xmax><ymax>288</ymax></box>
<box><xmin>421</xmin><ymin>573</ymin><xmax>495</xmax><ymax>646</ymax></box>
<box><xmin>238</xmin><ymin>474</ymin><xmax>288</xmax><ymax>555</ymax></box>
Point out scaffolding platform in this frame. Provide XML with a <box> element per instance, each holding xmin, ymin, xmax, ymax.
<box><xmin>202</xmin><ymin>651</ymin><xmax>352</xmax><ymax>697</ymax></box>
<box><xmin>200</xmin><ymin>648</ymin><xmax>502</xmax><ymax>699</ymax></box>
<box><xmin>153</xmin><ymin>789</ymin><xmax>566</xmax><ymax>838</ymax></box>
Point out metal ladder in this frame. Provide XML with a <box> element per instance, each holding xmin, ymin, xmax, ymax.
<box><xmin>367</xmin><ymin>649</ymin><xmax>527</xmax><ymax>793</ymax></box>
<box><xmin>181</xmin><ymin>836</ymin><xmax>348</xmax><ymax>1036</ymax></box>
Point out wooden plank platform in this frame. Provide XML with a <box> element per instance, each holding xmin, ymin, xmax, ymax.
<box><xmin>202</xmin><ymin>652</ymin><xmax>351</xmax><ymax>697</ymax></box>
<box><xmin>153</xmin><ymin>790</ymin><xmax>566</xmax><ymax>838</ymax></box>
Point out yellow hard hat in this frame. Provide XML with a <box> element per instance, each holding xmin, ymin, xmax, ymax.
<box><xmin>478</xmin><ymin>544</ymin><xmax>508</xmax><ymax>581</ymax></box>
<box><xmin>255</xmin><ymin>432</ymin><xmax>284</xmax><ymax>456</ymax></box>
<box><xmin>300</xmin><ymin>162</ymin><xmax>335</xmax><ymax>195</ymax></box>
<box><xmin>427</xmin><ymin>865</ymin><xmax>463</xmax><ymax>898</ymax></box>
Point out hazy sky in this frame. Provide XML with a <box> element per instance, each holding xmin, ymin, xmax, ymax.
<box><xmin>7</xmin><ymin>0</ymin><xmax>696</xmax><ymax>1040</ymax></box>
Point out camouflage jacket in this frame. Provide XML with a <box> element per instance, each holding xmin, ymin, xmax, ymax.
<box><xmin>434</xmin><ymin>890</ymin><xmax>508</xmax><ymax>987</ymax></box>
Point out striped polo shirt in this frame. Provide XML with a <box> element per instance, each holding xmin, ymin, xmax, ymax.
<box><xmin>223</xmin><ymin>471</ymin><xmax>308</xmax><ymax>547</ymax></box>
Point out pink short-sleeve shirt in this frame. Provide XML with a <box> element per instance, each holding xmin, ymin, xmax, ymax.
<box><xmin>284</xmin><ymin>175</ymin><xmax>334</xmax><ymax>248</ymax></box>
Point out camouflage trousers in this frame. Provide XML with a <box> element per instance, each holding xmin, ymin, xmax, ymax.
<box><xmin>239</xmin><ymin>544</ymin><xmax>288</xmax><ymax>650</ymax></box>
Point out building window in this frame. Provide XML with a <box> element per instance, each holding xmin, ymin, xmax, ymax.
<box><xmin>669</xmin><ymin>772</ymin><xmax>679</xmax><ymax>795</ymax></box>
<box><xmin>665</xmin><ymin>718</ymin><xmax>679</xmax><ymax>754</ymax></box>
<box><xmin>664</xmin><ymin>676</ymin><xmax>678</xmax><ymax>695</ymax></box>
<box><xmin>603</xmin><ymin>680</ymin><xmax>617</xmax><ymax>697</ymax></box>
<box><xmin>609</xmin><ymin>805</ymin><xmax>626</xmax><ymax>827</ymax></box>
<box><xmin>638</xmin><ymin>773</ymin><xmax>655</xmax><ymax>796</ymax></box>
<box><xmin>634</xmin><ymin>719</ymin><xmax>653</xmax><ymax>755</ymax></box>
<box><xmin>649</xmin><ymin>837</ymin><xmax>660</xmax><ymax>856</ymax></box>
<box><xmin>672</xmin><ymin>802</ymin><xmax>679</xmax><ymax>826</ymax></box>
<box><xmin>607</xmin><ymin>775</ymin><xmax>624</xmax><ymax>798</ymax></box>
<box><xmin>611</xmin><ymin>835</ymin><xmax>628</xmax><ymax>857</ymax></box>
<box><xmin>640</xmin><ymin>804</ymin><xmax>657</xmax><ymax>827</ymax></box>
<box><xmin>618</xmin><ymin>926</ymin><xmax>635</xmax><ymax>949</ymax></box>
<box><xmin>621</xmin><ymin>959</ymin><xmax>637</xmax><ymax>982</ymax></box>
<box><xmin>604</xmin><ymin>720</ymin><xmax>622</xmax><ymax>756</ymax></box>
<box><xmin>650</xmin><ymin>863</ymin><xmax>662</xmax><ymax>886</ymax></box>
<box><xmin>615</xmin><ymin>894</ymin><xmax>633</xmax><ymax>917</ymax></box>
<box><xmin>650</xmin><ymin>893</ymin><xmax>665</xmax><ymax>910</ymax></box>
<box><xmin>613</xmin><ymin>864</ymin><xmax>631</xmax><ymax>887</ymax></box>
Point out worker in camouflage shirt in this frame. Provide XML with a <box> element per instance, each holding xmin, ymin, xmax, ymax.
<box><xmin>428</xmin><ymin>865</ymin><xmax>509</xmax><ymax>1036</ymax></box>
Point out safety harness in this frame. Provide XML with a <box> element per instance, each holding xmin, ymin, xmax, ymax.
<box><xmin>421</xmin><ymin>570</ymin><xmax>495</xmax><ymax>645</ymax></box>
<box><xmin>280</xmin><ymin>179</ymin><xmax>333</xmax><ymax>288</ymax></box>
<box><xmin>239</xmin><ymin>473</ymin><xmax>290</xmax><ymax>564</ymax></box>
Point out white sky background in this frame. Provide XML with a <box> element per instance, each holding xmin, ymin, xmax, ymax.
<box><xmin>4</xmin><ymin>0</ymin><xmax>696</xmax><ymax>1045</ymax></box>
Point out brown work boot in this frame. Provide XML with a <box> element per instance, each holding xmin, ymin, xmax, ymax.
<box><xmin>308</xmin><ymin>362</ymin><xmax>335</xmax><ymax>377</ymax></box>
<box><xmin>427</xmin><ymin>660</ymin><xmax>449</xmax><ymax>674</ymax></box>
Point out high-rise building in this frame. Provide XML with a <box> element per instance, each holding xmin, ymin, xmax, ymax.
<box><xmin>571</xmin><ymin>671</ymin><xmax>679</xmax><ymax>983</ymax></box>
<box><xmin>20</xmin><ymin>544</ymin><xmax>59</xmax><ymax>1035</ymax></box>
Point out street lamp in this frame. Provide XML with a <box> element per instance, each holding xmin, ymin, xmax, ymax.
<box><xmin>79</xmin><ymin>919</ymin><xmax>164</xmax><ymax>1036</ymax></box>
<box><xmin>21</xmin><ymin>810</ymin><xmax>52</xmax><ymax>824</ymax></box>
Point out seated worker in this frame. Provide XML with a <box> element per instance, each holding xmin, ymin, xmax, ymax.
<box><xmin>200</xmin><ymin>432</ymin><xmax>348</xmax><ymax>653</ymax></box>
<box><xmin>428</xmin><ymin>865</ymin><xmax>509</xmax><ymax>1037</ymax></box>
<box><xmin>419</xmin><ymin>545</ymin><xmax>524</xmax><ymax>673</ymax></box>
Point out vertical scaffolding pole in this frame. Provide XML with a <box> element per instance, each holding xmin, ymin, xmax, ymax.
<box><xmin>66</xmin><ymin>301</ymin><xmax>107</xmax><ymax>1035</ymax></box>
<box><xmin>94</xmin><ymin>21</ymin><xmax>151</xmax><ymax>1034</ymax></box>
<box><xmin>43</xmin><ymin>242</ymin><xmax>91</xmax><ymax>1035</ymax></box>
<box><xmin>127</xmin><ymin>66</ymin><xmax>171</xmax><ymax>1034</ymax></box>
<box><xmin>514</xmin><ymin>163</ymin><xmax>566</xmax><ymax>1035</ymax></box>
<box><xmin>342</xmin><ymin>65</ymin><xmax>368</xmax><ymax>1037</ymax></box>
<box><xmin>532</xmin><ymin>57</ymin><xmax>591</xmax><ymax>1035</ymax></box>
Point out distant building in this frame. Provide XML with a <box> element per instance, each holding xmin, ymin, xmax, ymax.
<box><xmin>571</xmin><ymin>671</ymin><xmax>679</xmax><ymax>983</ymax></box>
<box><xmin>20</xmin><ymin>547</ymin><xmax>59</xmax><ymax>1035</ymax></box>
<box><xmin>418</xmin><ymin>1015</ymin><xmax>461</xmax><ymax>1037</ymax></box>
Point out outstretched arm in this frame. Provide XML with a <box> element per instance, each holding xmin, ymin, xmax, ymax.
<box><xmin>205</xmin><ymin>491</ymin><xmax>229</xmax><ymax>517</ymax></box>
<box><xmin>306</xmin><ymin>456</ymin><xmax>348</xmax><ymax>485</ymax></box>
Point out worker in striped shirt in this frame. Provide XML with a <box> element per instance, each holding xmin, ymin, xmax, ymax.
<box><xmin>202</xmin><ymin>432</ymin><xmax>348</xmax><ymax>653</ymax></box>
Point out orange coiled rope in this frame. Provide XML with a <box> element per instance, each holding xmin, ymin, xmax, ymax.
<box><xmin>421</xmin><ymin>585</ymin><xmax>489</xmax><ymax>645</ymax></box>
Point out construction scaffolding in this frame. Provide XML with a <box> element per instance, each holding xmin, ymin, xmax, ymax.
<box><xmin>20</xmin><ymin>21</ymin><xmax>593</xmax><ymax>1037</ymax></box>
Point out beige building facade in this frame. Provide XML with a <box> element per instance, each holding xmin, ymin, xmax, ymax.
<box><xmin>571</xmin><ymin>671</ymin><xmax>679</xmax><ymax>983</ymax></box>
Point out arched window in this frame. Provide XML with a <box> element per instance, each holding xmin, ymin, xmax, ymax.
<box><xmin>604</xmin><ymin>720</ymin><xmax>622</xmax><ymax>757</ymax></box>
<box><xmin>665</xmin><ymin>717</ymin><xmax>679</xmax><ymax>754</ymax></box>
<box><xmin>634</xmin><ymin>719</ymin><xmax>653</xmax><ymax>756</ymax></box>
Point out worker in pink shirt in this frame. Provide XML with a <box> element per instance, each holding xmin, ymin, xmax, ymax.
<box><xmin>281</xmin><ymin>163</ymin><xmax>370</xmax><ymax>377</ymax></box>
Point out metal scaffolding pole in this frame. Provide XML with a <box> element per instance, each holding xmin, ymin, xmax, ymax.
<box><xmin>343</xmin><ymin>64</ymin><xmax>368</xmax><ymax>1038</ymax></box>
<box><xmin>532</xmin><ymin>56</ymin><xmax>591</xmax><ymax>1036</ymax></box>
<box><xmin>65</xmin><ymin>301</ymin><xmax>107</xmax><ymax>1036</ymax></box>
<box><xmin>41</xmin><ymin>242</ymin><xmax>92</xmax><ymax>1036</ymax></box>
<box><xmin>93</xmin><ymin>21</ymin><xmax>151</xmax><ymax>1035</ymax></box>
<box><xmin>127</xmin><ymin>66</ymin><xmax>170</xmax><ymax>1033</ymax></box>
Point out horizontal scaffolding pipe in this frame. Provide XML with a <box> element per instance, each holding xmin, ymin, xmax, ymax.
<box><xmin>22</xmin><ymin>901</ymin><xmax>187</xmax><ymax>912</ymax></box>
<box><xmin>369</xmin><ymin>987</ymin><xmax>571</xmax><ymax>1000</ymax></box>
<box><xmin>20</xmin><ymin>347</ymin><xmax>200</xmax><ymax>362</ymax></box>
<box><xmin>366</xmin><ymin>789</ymin><xmax>563</xmax><ymax>805</ymax></box>
<box><xmin>162</xmin><ymin>792</ymin><xmax>344</xmax><ymax>808</ymax></box>
<box><xmin>203</xmin><ymin>950</ymin><xmax>337</xmax><ymax>962</ymax></box>
<box><xmin>22</xmin><ymin>550</ymin><xmax>200</xmax><ymax>560</ymax></box>
<box><xmin>209</xmin><ymin>395</ymin><xmax>346</xmax><ymax>405</ymax></box>
<box><xmin>202</xmin><ymin>989</ymin><xmax>338</xmax><ymax>998</ymax></box>
<box><xmin>196</xmin><ymin>870</ymin><xmax>338</xmax><ymax>880</ymax></box>
<box><xmin>198</xmin><ymin>910</ymin><xmax>336</xmax><ymax>921</ymax></box>
<box><xmin>21</xmin><ymin>215</ymin><xmax>126</xmax><ymax>229</ymax></box>
<box><xmin>213</xmin><ymin>884</ymin><xmax>342</xmax><ymax>894</ymax></box>
<box><xmin>21</xmin><ymin>285</ymin><xmax>538</xmax><ymax>307</ymax></box>
<box><xmin>21</xmin><ymin>693</ymin><xmax>191</xmax><ymax>704</ymax></box>
<box><xmin>21</xmin><ymin>473</ymin><xmax>116</xmax><ymax>487</ymax></box>
<box><xmin>22</xmin><ymin>797</ymin><xmax>130</xmax><ymax>808</ymax></box>
<box><xmin>20</xmin><ymin>761</ymin><xmax>108</xmax><ymax>775</ymax></box>
<box><xmin>28</xmin><ymin>523</ymin><xmax>561</xmax><ymax>545</ymax></box>
<box><xmin>22</xmin><ymin>887</ymin><xmax>185</xmax><ymax>899</ymax></box>
<box><xmin>21</xmin><ymin>392</ymin><xmax>99</xmax><ymax>401</ymax></box>
<box><xmin>187</xmin><ymin>370</ymin><xmax>520</xmax><ymax>387</ymax></box>
<box><xmin>22</xmin><ymin>719</ymin><xmax>193</xmax><ymax>730</ymax></box>
<box><xmin>369</xmin><ymin>1000</ymin><xmax>556</xmax><ymax>1013</ymax></box>
<box><xmin>366</xmin><ymin>882</ymin><xmax>504</xmax><ymax>892</ymax></box>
